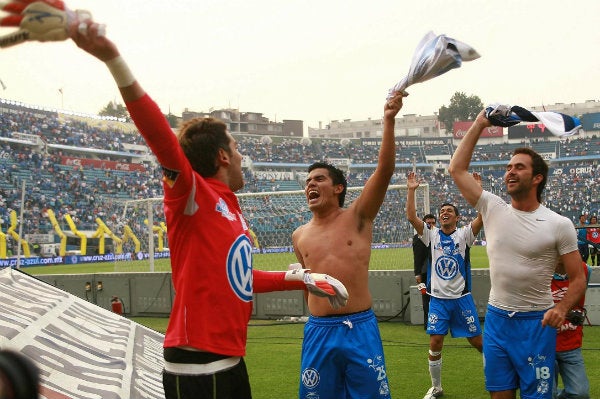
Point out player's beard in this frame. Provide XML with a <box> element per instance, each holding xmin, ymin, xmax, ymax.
<box><xmin>232</xmin><ymin>177</ymin><xmax>244</xmax><ymax>192</ymax></box>
<box><xmin>506</xmin><ymin>177</ymin><xmax>532</xmax><ymax>200</ymax></box>
<box><xmin>230</xmin><ymin>172</ymin><xmax>244</xmax><ymax>192</ymax></box>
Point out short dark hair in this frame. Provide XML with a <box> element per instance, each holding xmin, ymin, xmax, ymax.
<box><xmin>513</xmin><ymin>147</ymin><xmax>548</xmax><ymax>203</ymax></box>
<box><xmin>439</xmin><ymin>203</ymin><xmax>459</xmax><ymax>216</ymax></box>
<box><xmin>177</xmin><ymin>117</ymin><xmax>230</xmax><ymax>177</ymax></box>
<box><xmin>423</xmin><ymin>214</ymin><xmax>436</xmax><ymax>222</ymax></box>
<box><xmin>308</xmin><ymin>162</ymin><xmax>347</xmax><ymax>207</ymax></box>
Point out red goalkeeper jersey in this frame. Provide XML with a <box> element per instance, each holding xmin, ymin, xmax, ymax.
<box><xmin>127</xmin><ymin>95</ymin><xmax>255</xmax><ymax>356</ymax></box>
<box><xmin>126</xmin><ymin>95</ymin><xmax>305</xmax><ymax>356</ymax></box>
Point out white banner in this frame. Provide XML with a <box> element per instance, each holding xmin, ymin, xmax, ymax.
<box><xmin>254</xmin><ymin>170</ymin><xmax>294</xmax><ymax>180</ymax></box>
<box><xmin>0</xmin><ymin>268</ymin><xmax>165</xmax><ymax>399</ymax></box>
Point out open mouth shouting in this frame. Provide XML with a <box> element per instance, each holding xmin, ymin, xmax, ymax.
<box><xmin>506</xmin><ymin>177</ymin><xmax>518</xmax><ymax>188</ymax></box>
<box><xmin>307</xmin><ymin>189</ymin><xmax>320</xmax><ymax>204</ymax></box>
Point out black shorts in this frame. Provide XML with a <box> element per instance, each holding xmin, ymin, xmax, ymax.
<box><xmin>163</xmin><ymin>348</ymin><xmax>251</xmax><ymax>399</ymax></box>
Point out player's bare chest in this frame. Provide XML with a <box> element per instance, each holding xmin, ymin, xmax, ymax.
<box><xmin>300</xmin><ymin>218</ymin><xmax>368</xmax><ymax>254</ymax></box>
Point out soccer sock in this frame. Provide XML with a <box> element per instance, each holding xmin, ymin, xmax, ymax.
<box><xmin>429</xmin><ymin>357</ymin><xmax>442</xmax><ymax>388</ymax></box>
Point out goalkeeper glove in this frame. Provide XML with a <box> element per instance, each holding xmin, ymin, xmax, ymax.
<box><xmin>285</xmin><ymin>264</ymin><xmax>349</xmax><ymax>309</ymax></box>
<box><xmin>0</xmin><ymin>0</ymin><xmax>92</xmax><ymax>48</ymax></box>
<box><xmin>416</xmin><ymin>283</ymin><xmax>427</xmax><ymax>295</ymax></box>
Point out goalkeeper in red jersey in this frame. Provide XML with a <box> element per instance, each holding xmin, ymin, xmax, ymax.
<box><xmin>0</xmin><ymin>3</ymin><xmax>349</xmax><ymax>398</ymax></box>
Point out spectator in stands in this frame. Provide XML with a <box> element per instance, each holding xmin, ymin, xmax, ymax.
<box><xmin>407</xmin><ymin>171</ymin><xmax>483</xmax><ymax>399</ymax></box>
<box><xmin>577</xmin><ymin>214</ymin><xmax>590</xmax><ymax>263</ymax></box>
<box><xmin>449</xmin><ymin>110</ymin><xmax>585</xmax><ymax>399</ymax></box>
<box><xmin>291</xmin><ymin>90</ymin><xmax>406</xmax><ymax>399</ymax></box>
<box><xmin>552</xmin><ymin>258</ymin><xmax>592</xmax><ymax>399</ymax></box>
<box><xmin>2</xmin><ymin>104</ymin><xmax>599</xmax><ymax>245</ymax></box>
<box><xmin>587</xmin><ymin>215</ymin><xmax>599</xmax><ymax>266</ymax></box>
<box><xmin>59</xmin><ymin>15</ymin><xmax>348</xmax><ymax>399</ymax></box>
<box><xmin>412</xmin><ymin>212</ymin><xmax>436</xmax><ymax>329</ymax></box>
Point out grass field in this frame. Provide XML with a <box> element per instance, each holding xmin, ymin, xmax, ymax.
<box><xmin>22</xmin><ymin>245</ymin><xmax>491</xmax><ymax>275</ymax></box>
<box><xmin>132</xmin><ymin>317</ymin><xmax>600</xmax><ymax>399</ymax></box>
<box><xmin>21</xmin><ymin>247</ymin><xmax>598</xmax><ymax>398</ymax></box>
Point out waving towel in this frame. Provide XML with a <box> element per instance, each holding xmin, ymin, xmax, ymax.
<box><xmin>387</xmin><ymin>31</ymin><xmax>480</xmax><ymax>99</ymax></box>
<box><xmin>485</xmin><ymin>104</ymin><xmax>582</xmax><ymax>137</ymax></box>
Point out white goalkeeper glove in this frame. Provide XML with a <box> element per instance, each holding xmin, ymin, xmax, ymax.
<box><xmin>286</xmin><ymin>263</ymin><xmax>349</xmax><ymax>309</ymax></box>
<box><xmin>0</xmin><ymin>0</ymin><xmax>94</xmax><ymax>48</ymax></box>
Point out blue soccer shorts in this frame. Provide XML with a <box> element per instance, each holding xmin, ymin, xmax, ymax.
<box><xmin>483</xmin><ymin>305</ymin><xmax>556</xmax><ymax>398</ymax></box>
<box><xmin>299</xmin><ymin>309</ymin><xmax>391</xmax><ymax>399</ymax></box>
<box><xmin>426</xmin><ymin>294</ymin><xmax>482</xmax><ymax>338</ymax></box>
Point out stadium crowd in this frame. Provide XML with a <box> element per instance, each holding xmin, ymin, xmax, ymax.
<box><xmin>0</xmin><ymin>101</ymin><xmax>598</xmax><ymax>253</ymax></box>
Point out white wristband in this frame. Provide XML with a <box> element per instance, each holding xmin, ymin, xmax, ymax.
<box><xmin>284</xmin><ymin>268</ymin><xmax>306</xmax><ymax>282</ymax></box>
<box><xmin>105</xmin><ymin>56</ymin><xmax>136</xmax><ymax>88</ymax></box>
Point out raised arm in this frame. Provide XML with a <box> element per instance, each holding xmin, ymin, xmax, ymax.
<box><xmin>448</xmin><ymin>110</ymin><xmax>490</xmax><ymax>207</ymax></box>
<box><xmin>470</xmin><ymin>172</ymin><xmax>484</xmax><ymax>235</ymax></box>
<box><xmin>67</xmin><ymin>19</ymin><xmax>190</xmax><ymax>184</ymax></box>
<box><xmin>0</xmin><ymin>3</ymin><xmax>145</xmax><ymax>103</ymax></box>
<box><xmin>7</xmin><ymin>5</ymin><xmax>180</xmax><ymax>168</ymax></box>
<box><xmin>352</xmin><ymin>91</ymin><xmax>406</xmax><ymax>220</ymax></box>
<box><xmin>406</xmin><ymin>171</ymin><xmax>424</xmax><ymax>235</ymax></box>
<box><xmin>68</xmin><ymin>21</ymin><xmax>145</xmax><ymax>103</ymax></box>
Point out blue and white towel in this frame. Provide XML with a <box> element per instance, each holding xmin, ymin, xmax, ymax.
<box><xmin>485</xmin><ymin>104</ymin><xmax>582</xmax><ymax>137</ymax></box>
<box><xmin>387</xmin><ymin>31</ymin><xmax>480</xmax><ymax>99</ymax></box>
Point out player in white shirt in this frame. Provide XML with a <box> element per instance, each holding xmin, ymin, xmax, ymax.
<box><xmin>407</xmin><ymin>171</ymin><xmax>483</xmax><ymax>399</ymax></box>
<box><xmin>448</xmin><ymin>110</ymin><xmax>585</xmax><ymax>399</ymax></box>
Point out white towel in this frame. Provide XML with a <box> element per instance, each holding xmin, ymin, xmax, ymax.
<box><xmin>485</xmin><ymin>104</ymin><xmax>582</xmax><ymax>137</ymax></box>
<box><xmin>387</xmin><ymin>31</ymin><xmax>480</xmax><ymax>99</ymax></box>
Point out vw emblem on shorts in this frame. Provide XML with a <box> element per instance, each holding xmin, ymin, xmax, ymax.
<box><xmin>227</xmin><ymin>235</ymin><xmax>253</xmax><ymax>302</ymax></box>
<box><xmin>435</xmin><ymin>255</ymin><xmax>458</xmax><ymax>280</ymax></box>
<box><xmin>302</xmin><ymin>368</ymin><xmax>320</xmax><ymax>389</ymax></box>
<box><xmin>537</xmin><ymin>379</ymin><xmax>550</xmax><ymax>394</ymax></box>
<box><xmin>428</xmin><ymin>312</ymin><xmax>439</xmax><ymax>325</ymax></box>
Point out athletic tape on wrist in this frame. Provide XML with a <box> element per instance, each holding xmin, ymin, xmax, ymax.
<box><xmin>105</xmin><ymin>56</ymin><xmax>136</xmax><ymax>88</ymax></box>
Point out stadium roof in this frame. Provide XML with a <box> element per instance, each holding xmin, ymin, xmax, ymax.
<box><xmin>553</xmin><ymin>155</ymin><xmax>600</xmax><ymax>163</ymax></box>
<box><xmin>47</xmin><ymin>144</ymin><xmax>145</xmax><ymax>158</ymax></box>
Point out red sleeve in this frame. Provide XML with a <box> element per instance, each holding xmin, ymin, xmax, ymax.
<box><xmin>125</xmin><ymin>94</ymin><xmax>181</xmax><ymax>167</ymax></box>
<box><xmin>125</xmin><ymin>94</ymin><xmax>192</xmax><ymax>195</ymax></box>
<box><xmin>252</xmin><ymin>270</ymin><xmax>306</xmax><ymax>293</ymax></box>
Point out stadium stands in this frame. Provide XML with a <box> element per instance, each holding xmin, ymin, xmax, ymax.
<box><xmin>0</xmin><ymin>98</ymin><xmax>599</xmax><ymax>253</ymax></box>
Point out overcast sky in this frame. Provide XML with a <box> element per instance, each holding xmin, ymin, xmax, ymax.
<box><xmin>1</xmin><ymin>0</ymin><xmax>599</xmax><ymax>133</ymax></box>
